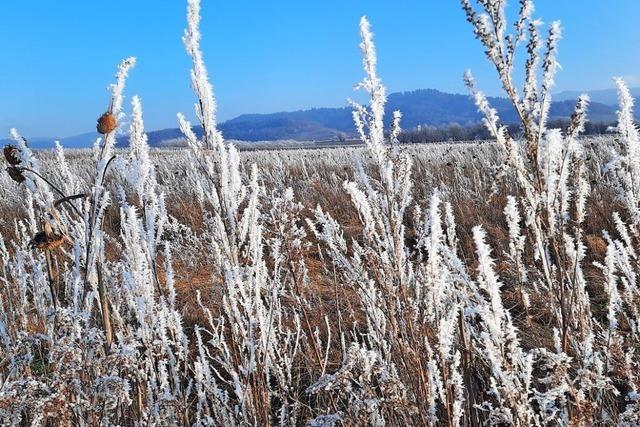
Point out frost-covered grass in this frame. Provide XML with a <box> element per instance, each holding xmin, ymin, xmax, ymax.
<box><xmin>1</xmin><ymin>0</ymin><xmax>640</xmax><ymax>425</ymax></box>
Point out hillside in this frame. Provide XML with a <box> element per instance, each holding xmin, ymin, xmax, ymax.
<box><xmin>151</xmin><ymin>88</ymin><xmax>635</xmax><ymax>143</ymax></box>
<box><xmin>5</xmin><ymin>88</ymin><xmax>638</xmax><ymax>148</ymax></box>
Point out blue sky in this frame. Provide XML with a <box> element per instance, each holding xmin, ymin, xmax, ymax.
<box><xmin>1</xmin><ymin>0</ymin><xmax>638</xmax><ymax>137</ymax></box>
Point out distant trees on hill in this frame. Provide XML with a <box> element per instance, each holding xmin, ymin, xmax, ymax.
<box><xmin>398</xmin><ymin>120</ymin><xmax>623</xmax><ymax>144</ymax></box>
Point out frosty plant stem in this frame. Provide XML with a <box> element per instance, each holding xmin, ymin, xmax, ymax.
<box><xmin>13</xmin><ymin>166</ymin><xmax>84</xmax><ymax>218</ymax></box>
<box><xmin>85</xmin><ymin>56</ymin><xmax>136</xmax><ymax>350</ymax></box>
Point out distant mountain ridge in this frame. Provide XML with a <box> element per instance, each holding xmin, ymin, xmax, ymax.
<box><xmin>554</xmin><ymin>87</ymin><xmax>640</xmax><ymax>105</ymax></box>
<box><xmin>4</xmin><ymin>88</ymin><xmax>638</xmax><ymax>148</ymax></box>
<box><xmin>159</xmin><ymin>88</ymin><xmax>636</xmax><ymax>143</ymax></box>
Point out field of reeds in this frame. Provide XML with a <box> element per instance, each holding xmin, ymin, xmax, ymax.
<box><xmin>1</xmin><ymin>0</ymin><xmax>640</xmax><ymax>425</ymax></box>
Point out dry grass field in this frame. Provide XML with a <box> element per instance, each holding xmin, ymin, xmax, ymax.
<box><xmin>1</xmin><ymin>0</ymin><xmax>640</xmax><ymax>425</ymax></box>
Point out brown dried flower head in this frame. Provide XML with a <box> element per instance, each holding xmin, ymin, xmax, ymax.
<box><xmin>29</xmin><ymin>223</ymin><xmax>66</xmax><ymax>251</ymax></box>
<box><xmin>3</xmin><ymin>145</ymin><xmax>21</xmax><ymax>165</ymax></box>
<box><xmin>97</xmin><ymin>112</ymin><xmax>117</xmax><ymax>134</ymax></box>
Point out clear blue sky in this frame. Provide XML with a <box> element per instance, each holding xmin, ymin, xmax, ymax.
<box><xmin>1</xmin><ymin>0</ymin><xmax>638</xmax><ymax>137</ymax></box>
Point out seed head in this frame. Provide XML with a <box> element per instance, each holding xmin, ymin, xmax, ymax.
<box><xmin>3</xmin><ymin>145</ymin><xmax>21</xmax><ymax>165</ymax></box>
<box><xmin>97</xmin><ymin>112</ymin><xmax>117</xmax><ymax>134</ymax></box>
<box><xmin>29</xmin><ymin>232</ymin><xmax>65</xmax><ymax>250</ymax></box>
<box><xmin>29</xmin><ymin>223</ymin><xmax>66</xmax><ymax>251</ymax></box>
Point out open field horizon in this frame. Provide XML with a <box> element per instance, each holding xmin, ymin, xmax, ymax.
<box><xmin>4</xmin><ymin>84</ymin><xmax>639</xmax><ymax>149</ymax></box>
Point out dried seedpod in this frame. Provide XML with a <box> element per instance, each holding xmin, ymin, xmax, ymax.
<box><xmin>29</xmin><ymin>232</ymin><xmax>66</xmax><ymax>251</ymax></box>
<box><xmin>97</xmin><ymin>112</ymin><xmax>117</xmax><ymax>134</ymax></box>
<box><xmin>29</xmin><ymin>223</ymin><xmax>66</xmax><ymax>251</ymax></box>
<box><xmin>3</xmin><ymin>144</ymin><xmax>21</xmax><ymax>165</ymax></box>
<box><xmin>6</xmin><ymin>166</ymin><xmax>25</xmax><ymax>183</ymax></box>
